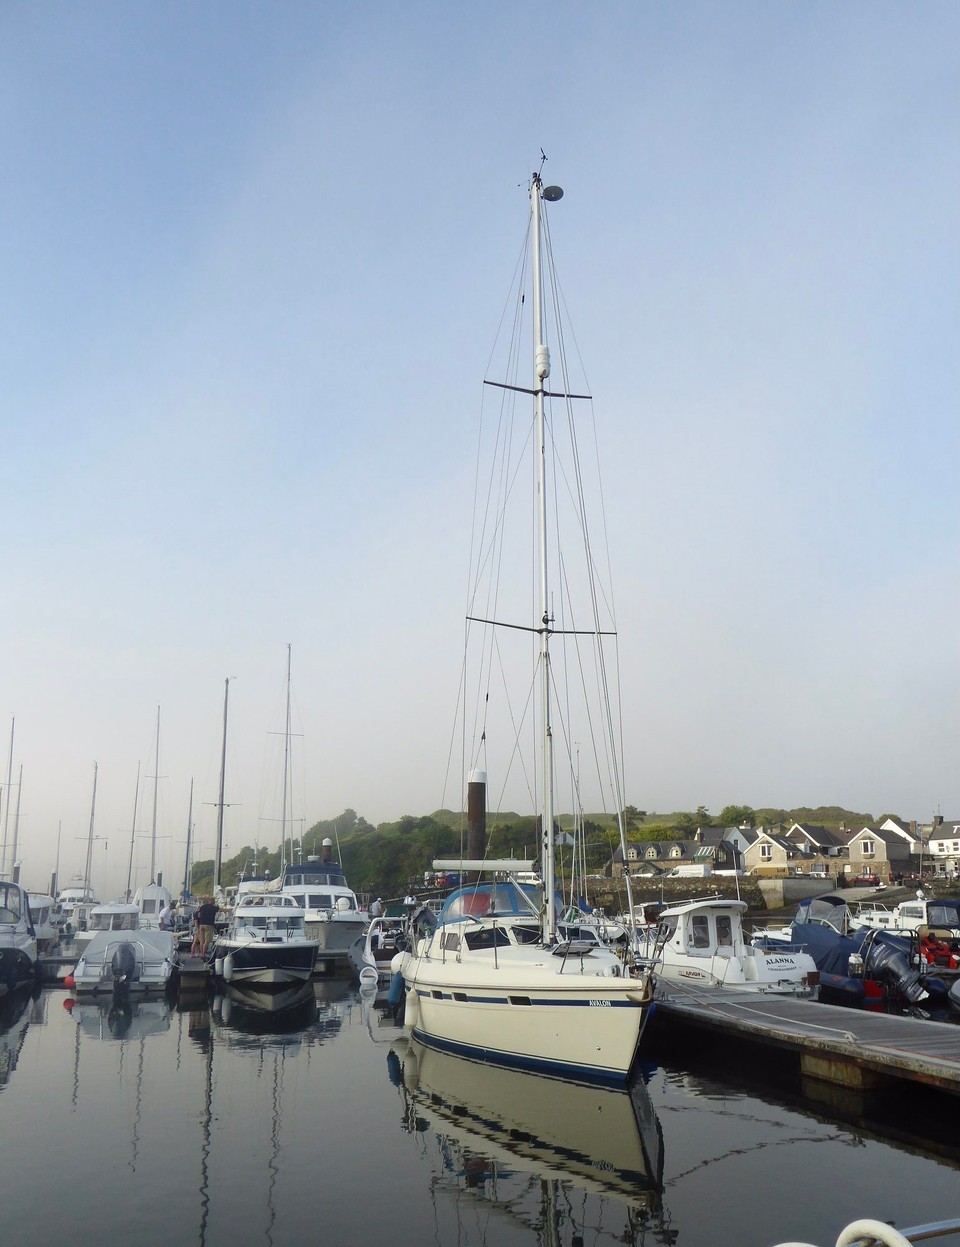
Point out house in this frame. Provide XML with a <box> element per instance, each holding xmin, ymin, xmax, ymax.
<box><xmin>612</xmin><ymin>829</ymin><xmax>739</xmax><ymax>877</ymax></box>
<box><xmin>743</xmin><ymin>828</ymin><xmax>815</xmax><ymax>876</ymax></box>
<box><xmin>785</xmin><ymin>823</ymin><xmax>847</xmax><ymax>860</ymax></box>
<box><xmin>925</xmin><ymin>816</ymin><xmax>960</xmax><ymax>876</ymax></box>
<box><xmin>844</xmin><ymin>826</ymin><xmax>912</xmax><ymax>878</ymax></box>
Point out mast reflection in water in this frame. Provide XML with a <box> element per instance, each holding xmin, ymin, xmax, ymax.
<box><xmin>2</xmin><ymin>981</ymin><xmax>960</xmax><ymax>1247</ymax></box>
<box><xmin>389</xmin><ymin>1037</ymin><xmax>667</xmax><ymax>1246</ymax></box>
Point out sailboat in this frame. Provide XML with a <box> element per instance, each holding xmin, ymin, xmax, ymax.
<box><xmin>395</xmin><ymin>170</ymin><xmax>654</xmax><ymax>1085</ymax></box>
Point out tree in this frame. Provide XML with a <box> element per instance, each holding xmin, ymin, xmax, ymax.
<box><xmin>621</xmin><ymin>806</ymin><xmax>647</xmax><ymax>834</ymax></box>
<box><xmin>719</xmin><ymin>805</ymin><xmax>756</xmax><ymax>828</ymax></box>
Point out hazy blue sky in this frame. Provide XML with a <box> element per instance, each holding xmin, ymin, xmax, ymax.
<box><xmin>2</xmin><ymin>2</ymin><xmax>957</xmax><ymax>897</ymax></box>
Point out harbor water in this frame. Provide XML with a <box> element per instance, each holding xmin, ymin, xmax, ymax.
<box><xmin>1</xmin><ymin>980</ymin><xmax>958</xmax><ymax>1247</ymax></box>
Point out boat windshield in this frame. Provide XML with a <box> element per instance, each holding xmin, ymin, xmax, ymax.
<box><xmin>795</xmin><ymin>896</ymin><xmax>849</xmax><ymax>932</ymax></box>
<box><xmin>439</xmin><ymin>880</ymin><xmax>541</xmax><ymax>923</ymax></box>
<box><xmin>0</xmin><ymin>883</ymin><xmax>23</xmax><ymax>922</ymax></box>
<box><xmin>929</xmin><ymin>902</ymin><xmax>960</xmax><ymax>927</ymax></box>
<box><xmin>92</xmin><ymin>912</ymin><xmax>137</xmax><ymax>931</ymax></box>
<box><xmin>245</xmin><ymin>916</ymin><xmax>304</xmax><ymax>933</ymax></box>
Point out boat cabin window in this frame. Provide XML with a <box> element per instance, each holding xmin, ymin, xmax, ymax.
<box><xmin>929</xmin><ymin>904</ymin><xmax>960</xmax><ymax>928</ymax></box>
<box><xmin>716</xmin><ymin>915</ymin><xmax>734</xmax><ymax>946</ymax></box>
<box><xmin>246</xmin><ymin>916</ymin><xmax>304</xmax><ymax>933</ymax></box>
<box><xmin>141</xmin><ymin>900</ymin><xmax>159</xmax><ymax>914</ymax></box>
<box><xmin>690</xmin><ymin>915</ymin><xmax>711</xmax><ymax>949</ymax></box>
<box><xmin>464</xmin><ymin>927</ymin><xmax>511</xmax><ymax>951</ymax></box>
<box><xmin>0</xmin><ymin>883</ymin><xmax>22</xmax><ymax>922</ymax></box>
<box><xmin>658</xmin><ymin>916</ymin><xmax>678</xmax><ymax>942</ymax></box>
<box><xmin>513</xmin><ymin>925</ymin><xmax>541</xmax><ymax>944</ymax></box>
<box><xmin>308</xmin><ymin>894</ymin><xmax>334</xmax><ymax>909</ymax></box>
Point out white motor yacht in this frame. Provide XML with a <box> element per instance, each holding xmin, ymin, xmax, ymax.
<box><xmin>277</xmin><ymin>842</ymin><xmax>368</xmax><ymax>973</ymax></box>
<box><xmin>637</xmin><ymin>896</ymin><xmax>819</xmax><ymax>995</ymax></box>
<box><xmin>0</xmin><ymin>881</ymin><xmax>38</xmax><ymax>997</ymax></box>
<box><xmin>27</xmin><ymin>892</ymin><xmax>60</xmax><ymax>954</ymax></box>
<box><xmin>214</xmin><ymin>893</ymin><xmax>319</xmax><ymax>988</ymax></box>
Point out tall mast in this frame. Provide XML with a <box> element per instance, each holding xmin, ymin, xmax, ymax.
<box><xmin>11</xmin><ymin>763</ymin><xmax>23</xmax><ymax>869</ymax></box>
<box><xmin>214</xmin><ymin>678</ymin><xmax>230</xmax><ymax>897</ymax></box>
<box><xmin>83</xmin><ymin>762</ymin><xmax>98</xmax><ymax>898</ymax></box>
<box><xmin>183</xmin><ymin>777</ymin><xmax>194</xmax><ymax>899</ymax></box>
<box><xmin>281</xmin><ymin>644</ymin><xmax>292</xmax><ymax>872</ymax></box>
<box><xmin>150</xmin><ymin>705</ymin><xmax>160</xmax><ymax>882</ymax></box>
<box><xmin>125</xmin><ymin>762</ymin><xmax>141</xmax><ymax>901</ymax></box>
<box><xmin>52</xmin><ymin>819</ymin><xmax>62</xmax><ymax>897</ymax></box>
<box><xmin>1</xmin><ymin>716</ymin><xmax>14</xmax><ymax>878</ymax></box>
<box><xmin>532</xmin><ymin>171</ymin><xmax>560</xmax><ymax>943</ymax></box>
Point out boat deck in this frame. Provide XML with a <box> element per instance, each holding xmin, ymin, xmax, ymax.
<box><xmin>650</xmin><ymin>981</ymin><xmax>960</xmax><ymax>1097</ymax></box>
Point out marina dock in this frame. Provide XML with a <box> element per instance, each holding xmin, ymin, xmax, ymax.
<box><xmin>649</xmin><ymin>982</ymin><xmax>960</xmax><ymax>1098</ymax></box>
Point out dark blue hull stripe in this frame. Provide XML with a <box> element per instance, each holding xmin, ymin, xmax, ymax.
<box><xmin>410</xmin><ymin>1025</ymin><xmax>636</xmax><ymax>1087</ymax></box>
<box><xmin>415</xmin><ymin>988</ymin><xmax>640</xmax><ymax>1008</ymax></box>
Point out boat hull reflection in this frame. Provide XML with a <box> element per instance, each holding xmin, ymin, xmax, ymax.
<box><xmin>394</xmin><ymin>1038</ymin><xmax>663</xmax><ymax>1210</ymax></box>
<box><xmin>69</xmin><ymin>996</ymin><xmax>172</xmax><ymax>1041</ymax></box>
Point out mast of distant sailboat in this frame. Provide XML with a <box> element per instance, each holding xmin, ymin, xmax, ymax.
<box><xmin>214</xmin><ymin>678</ymin><xmax>230</xmax><ymax>898</ymax></box>
<box><xmin>281</xmin><ymin>644</ymin><xmax>292</xmax><ymax>872</ymax></box>
<box><xmin>83</xmin><ymin>762</ymin><xmax>98</xmax><ymax>900</ymax></box>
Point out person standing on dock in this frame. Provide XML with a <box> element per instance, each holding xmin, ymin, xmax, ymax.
<box><xmin>196</xmin><ymin>896</ymin><xmax>217</xmax><ymax>958</ymax></box>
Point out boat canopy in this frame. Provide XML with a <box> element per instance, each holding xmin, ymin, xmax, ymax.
<box><xmin>438</xmin><ymin>879</ymin><xmax>549</xmax><ymax>924</ymax></box>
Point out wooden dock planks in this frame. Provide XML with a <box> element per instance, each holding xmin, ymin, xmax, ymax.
<box><xmin>650</xmin><ymin>983</ymin><xmax>960</xmax><ymax>1097</ymax></box>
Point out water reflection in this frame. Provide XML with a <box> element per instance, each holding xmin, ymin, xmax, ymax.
<box><xmin>390</xmin><ymin>1036</ymin><xmax>671</xmax><ymax>1246</ymax></box>
<box><xmin>210</xmin><ymin>978</ymin><xmax>354</xmax><ymax>1052</ymax></box>
<box><xmin>0</xmin><ymin>985</ymin><xmax>36</xmax><ymax>1091</ymax></box>
<box><xmin>68</xmin><ymin>995</ymin><xmax>172</xmax><ymax>1041</ymax></box>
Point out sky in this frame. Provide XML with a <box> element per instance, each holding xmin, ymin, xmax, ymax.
<box><xmin>1</xmin><ymin>1</ymin><xmax>957</xmax><ymax>899</ymax></box>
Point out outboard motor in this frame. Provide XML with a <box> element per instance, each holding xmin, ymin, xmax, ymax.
<box><xmin>864</xmin><ymin>937</ymin><xmax>928</xmax><ymax>1005</ymax></box>
<box><xmin>111</xmin><ymin>941</ymin><xmax>138</xmax><ymax>993</ymax></box>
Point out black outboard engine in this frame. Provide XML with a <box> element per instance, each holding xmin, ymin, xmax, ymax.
<box><xmin>111</xmin><ymin>941</ymin><xmax>138</xmax><ymax>993</ymax></box>
<box><xmin>864</xmin><ymin>936</ymin><xmax>928</xmax><ymax>1006</ymax></box>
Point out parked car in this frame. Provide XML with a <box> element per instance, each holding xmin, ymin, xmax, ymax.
<box><xmin>849</xmin><ymin>872</ymin><xmax>881</xmax><ymax>887</ymax></box>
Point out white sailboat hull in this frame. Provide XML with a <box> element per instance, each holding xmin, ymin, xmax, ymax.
<box><xmin>402</xmin><ymin>943</ymin><xmax>650</xmax><ymax>1085</ymax></box>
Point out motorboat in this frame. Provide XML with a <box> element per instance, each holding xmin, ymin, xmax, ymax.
<box><xmin>133</xmin><ymin>882</ymin><xmax>173</xmax><ymax>931</ymax></box>
<box><xmin>71</xmin><ymin>901</ymin><xmax>141</xmax><ymax>953</ymax></box>
<box><xmin>849</xmin><ymin>891</ymin><xmax>960</xmax><ymax>940</ymax></box>
<box><xmin>395</xmin><ymin>171</ymin><xmax>654</xmax><ymax>1085</ymax></box>
<box><xmin>56</xmin><ymin>881</ymin><xmax>98</xmax><ymax>938</ymax></box>
<box><xmin>755</xmin><ymin>893</ymin><xmax>951</xmax><ymax>1012</ymax></box>
<box><xmin>26</xmin><ymin>892</ymin><xmax>60</xmax><ymax>954</ymax></box>
<box><xmin>637</xmin><ymin>895</ymin><xmax>819</xmax><ymax>995</ymax></box>
<box><xmin>213</xmin><ymin>892</ymin><xmax>319</xmax><ymax>988</ymax></box>
<box><xmin>0</xmin><ymin>880</ymin><xmax>38</xmax><ymax>997</ymax></box>
<box><xmin>276</xmin><ymin>841</ymin><xmax>367</xmax><ymax>973</ymax></box>
<box><xmin>70</xmin><ymin>927</ymin><xmax>178</xmax><ymax>996</ymax></box>
<box><xmin>351</xmin><ymin>915</ymin><xmax>410</xmax><ymax>985</ymax></box>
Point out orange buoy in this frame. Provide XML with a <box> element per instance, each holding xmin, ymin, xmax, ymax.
<box><xmin>64</xmin><ymin>974</ymin><xmax>75</xmax><ymax>988</ymax></box>
<box><xmin>63</xmin><ymin>997</ymin><xmax>75</xmax><ymax>1012</ymax></box>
